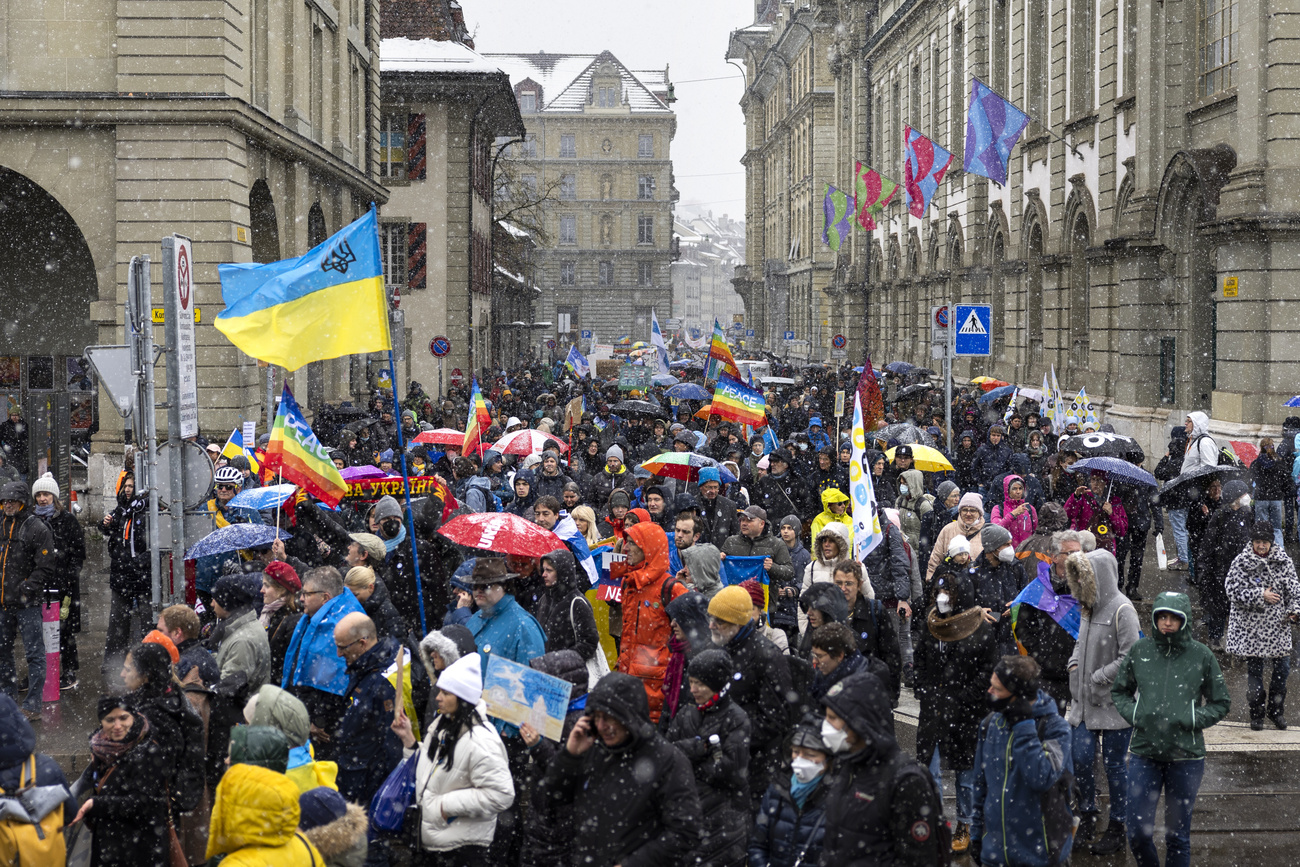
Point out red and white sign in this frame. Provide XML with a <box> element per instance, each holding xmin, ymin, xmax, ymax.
<box><xmin>171</xmin><ymin>235</ymin><xmax>199</xmax><ymax>438</ymax></box>
<box><xmin>450</xmin><ymin>368</ymin><xmax>465</xmax><ymax>383</ymax></box>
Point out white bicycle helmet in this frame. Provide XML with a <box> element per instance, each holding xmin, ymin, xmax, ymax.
<box><xmin>214</xmin><ymin>466</ymin><xmax>242</xmax><ymax>485</ymax></box>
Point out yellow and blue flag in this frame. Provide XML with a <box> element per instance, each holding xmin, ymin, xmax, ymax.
<box><xmin>216</xmin><ymin>207</ymin><xmax>391</xmax><ymax>370</ymax></box>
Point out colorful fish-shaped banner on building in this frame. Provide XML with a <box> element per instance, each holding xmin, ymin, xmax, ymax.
<box><xmin>854</xmin><ymin>162</ymin><xmax>899</xmax><ymax>230</ymax></box>
<box><xmin>822</xmin><ymin>184</ymin><xmax>855</xmax><ymax>251</ymax></box>
<box><xmin>903</xmin><ymin>127</ymin><xmax>954</xmax><ymax>218</ymax></box>
<box><xmin>964</xmin><ymin>78</ymin><xmax>1031</xmax><ymax>186</ymax></box>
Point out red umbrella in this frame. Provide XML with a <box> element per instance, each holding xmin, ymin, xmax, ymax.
<box><xmin>489</xmin><ymin>429</ymin><xmax>568</xmax><ymax>456</ymax></box>
<box><xmin>412</xmin><ymin>428</ymin><xmax>466</xmax><ymax>446</ymax></box>
<box><xmin>438</xmin><ymin>512</ymin><xmax>567</xmax><ymax>558</ymax></box>
<box><xmin>1229</xmin><ymin>441</ymin><xmax>1259</xmax><ymax>467</ymax></box>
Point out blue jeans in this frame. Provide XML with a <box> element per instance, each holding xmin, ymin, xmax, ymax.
<box><xmin>1072</xmin><ymin>724</ymin><xmax>1132</xmax><ymax>822</ymax></box>
<box><xmin>1126</xmin><ymin>755</ymin><xmax>1205</xmax><ymax>867</ymax></box>
<box><xmin>1257</xmin><ymin>499</ymin><xmax>1285</xmax><ymax>548</ymax></box>
<box><xmin>928</xmin><ymin>747</ymin><xmax>977</xmax><ymax>824</ymax></box>
<box><xmin>1167</xmin><ymin>508</ymin><xmax>1189</xmax><ymax>562</ymax></box>
<box><xmin>0</xmin><ymin>606</ymin><xmax>46</xmax><ymax>711</ymax></box>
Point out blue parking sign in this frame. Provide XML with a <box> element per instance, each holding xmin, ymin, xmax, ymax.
<box><xmin>953</xmin><ymin>305</ymin><xmax>991</xmax><ymax>356</ymax></box>
<box><xmin>580</xmin><ymin>330</ymin><xmax>592</xmax><ymax>339</ymax></box>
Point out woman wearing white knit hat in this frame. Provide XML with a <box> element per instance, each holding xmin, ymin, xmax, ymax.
<box><xmin>390</xmin><ymin>653</ymin><xmax>514</xmax><ymax>864</ymax></box>
<box><xmin>31</xmin><ymin>472</ymin><xmax>85</xmax><ymax>690</ymax></box>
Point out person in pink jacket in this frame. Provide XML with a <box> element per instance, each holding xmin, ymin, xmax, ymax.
<box><xmin>991</xmin><ymin>475</ymin><xmax>1039</xmax><ymax>546</ymax></box>
<box><xmin>1065</xmin><ymin>471</ymin><xmax>1129</xmax><ymax>554</ymax></box>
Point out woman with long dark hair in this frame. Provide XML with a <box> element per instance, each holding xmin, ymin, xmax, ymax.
<box><xmin>121</xmin><ymin>643</ymin><xmax>204</xmax><ymax>821</ymax></box>
<box><xmin>390</xmin><ymin>654</ymin><xmax>514</xmax><ymax>867</ymax></box>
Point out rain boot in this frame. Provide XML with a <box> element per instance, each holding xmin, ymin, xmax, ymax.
<box><xmin>1090</xmin><ymin>821</ymin><xmax>1127</xmax><ymax>856</ymax></box>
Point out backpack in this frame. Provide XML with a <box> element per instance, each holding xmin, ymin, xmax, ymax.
<box><xmin>976</xmin><ymin>714</ymin><xmax>1078</xmax><ymax>865</ymax></box>
<box><xmin>0</xmin><ymin>755</ymin><xmax>67</xmax><ymax>866</ymax></box>
<box><xmin>880</xmin><ymin>751</ymin><xmax>953</xmax><ymax>867</ymax></box>
<box><xmin>1196</xmin><ymin>434</ymin><xmax>1242</xmax><ymax>468</ymax></box>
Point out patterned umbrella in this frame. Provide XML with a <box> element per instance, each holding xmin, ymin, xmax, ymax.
<box><xmin>185</xmin><ymin>524</ymin><xmax>290</xmax><ymax>559</ymax></box>
<box><xmin>489</xmin><ymin>429</ymin><xmax>568</xmax><ymax>456</ymax></box>
<box><xmin>438</xmin><ymin>512</ymin><xmax>567</xmax><ymax>558</ymax></box>
<box><xmin>665</xmin><ymin>383</ymin><xmax>711</xmax><ymax>400</ymax></box>
<box><xmin>639</xmin><ymin>451</ymin><xmax>738</xmax><ymax>483</ymax></box>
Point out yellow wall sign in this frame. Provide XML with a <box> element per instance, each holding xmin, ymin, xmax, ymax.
<box><xmin>1223</xmin><ymin>276</ymin><xmax>1239</xmax><ymax>298</ymax></box>
<box><xmin>152</xmin><ymin>307</ymin><xmax>201</xmax><ymax>323</ymax></box>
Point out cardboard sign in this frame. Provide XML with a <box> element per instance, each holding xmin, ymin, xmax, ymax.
<box><xmin>618</xmin><ymin>364</ymin><xmax>655</xmax><ymax>391</ymax></box>
<box><xmin>483</xmin><ymin>655</ymin><xmax>573</xmax><ymax>742</ymax></box>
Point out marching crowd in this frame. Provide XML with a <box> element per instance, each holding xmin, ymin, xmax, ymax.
<box><xmin>0</xmin><ymin>362</ymin><xmax>1297</xmax><ymax>867</ymax></box>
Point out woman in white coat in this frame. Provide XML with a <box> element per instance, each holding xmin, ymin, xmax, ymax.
<box><xmin>391</xmin><ymin>653</ymin><xmax>515</xmax><ymax>867</ymax></box>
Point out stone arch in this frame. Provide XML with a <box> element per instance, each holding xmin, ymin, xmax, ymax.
<box><xmin>1114</xmin><ymin>165</ymin><xmax>1135</xmax><ymax>237</ymax></box>
<box><xmin>0</xmin><ymin>166</ymin><xmax>98</xmax><ymax>356</ymax></box>
<box><xmin>1155</xmin><ymin>145</ymin><xmax>1236</xmax><ymax>407</ymax></box>
<box><xmin>249</xmin><ymin>179</ymin><xmax>281</xmax><ymax>264</ymax></box>
<box><xmin>946</xmin><ymin>217</ymin><xmax>964</xmax><ymax>274</ymax></box>
<box><xmin>307</xmin><ymin>201</ymin><xmax>328</xmax><ymax>248</ymax></box>
<box><xmin>1063</xmin><ymin>178</ymin><xmax>1098</xmax><ymax>370</ymax></box>
<box><xmin>927</xmin><ymin>225</ymin><xmax>941</xmax><ymax>273</ymax></box>
<box><xmin>987</xmin><ymin>204</ymin><xmax>1009</xmax><ymax>365</ymax></box>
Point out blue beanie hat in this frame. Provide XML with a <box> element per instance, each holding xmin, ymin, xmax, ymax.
<box><xmin>698</xmin><ymin>467</ymin><xmax>720</xmax><ymax>485</ymax></box>
<box><xmin>299</xmin><ymin>787</ymin><xmax>348</xmax><ymax>831</ymax></box>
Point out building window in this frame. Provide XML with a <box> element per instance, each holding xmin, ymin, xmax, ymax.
<box><xmin>910</xmin><ymin>64</ymin><xmax>921</xmax><ymax>128</ymax></box>
<box><xmin>379</xmin><ymin>223</ymin><xmax>407</xmax><ymax>293</ymax></box>
<box><xmin>598</xmin><ymin>86</ymin><xmax>618</xmax><ymax>107</ymax></box>
<box><xmin>932</xmin><ymin>44</ymin><xmax>941</xmax><ymax>133</ymax></box>
<box><xmin>599</xmin><ymin>261</ymin><xmax>614</xmax><ymax>285</ymax></box>
<box><xmin>379</xmin><ymin>114</ymin><xmax>406</xmax><ymax>180</ymax></box>
<box><xmin>560</xmin><ymin>261</ymin><xmax>576</xmax><ymax>285</ymax></box>
<box><xmin>520</xmin><ymin>134</ymin><xmax>537</xmax><ymax>158</ymax></box>
<box><xmin>560</xmin><ymin>215</ymin><xmax>577</xmax><ymax>245</ymax></box>
<box><xmin>521</xmin><ymin>174</ymin><xmax>538</xmax><ymax>198</ymax></box>
<box><xmin>1029</xmin><ymin>0</ymin><xmax>1048</xmax><ymax>120</ymax></box>
<box><xmin>950</xmin><ymin>20</ymin><xmax>965</xmax><ymax>160</ymax></box>
<box><xmin>1123</xmin><ymin>0</ymin><xmax>1138</xmax><ymax>95</ymax></box>
<box><xmin>891</xmin><ymin>81</ymin><xmax>901</xmax><ymax>177</ymax></box>
<box><xmin>560</xmin><ymin>174</ymin><xmax>576</xmax><ymax>200</ymax></box>
<box><xmin>638</xmin><ymin>261</ymin><xmax>653</xmax><ymax>286</ymax></box>
<box><xmin>637</xmin><ymin>215</ymin><xmax>654</xmax><ymax>245</ymax></box>
<box><xmin>1160</xmin><ymin>337</ymin><xmax>1177</xmax><ymax>403</ymax></box>
<box><xmin>310</xmin><ymin>23</ymin><xmax>323</xmax><ymax>141</ymax></box>
<box><xmin>638</xmin><ymin>175</ymin><xmax>655</xmax><ymax>200</ymax></box>
<box><xmin>1071</xmin><ymin>0</ymin><xmax>1095</xmax><ymax>115</ymax></box>
<box><xmin>638</xmin><ymin>134</ymin><xmax>653</xmax><ymax>158</ymax></box>
<box><xmin>991</xmin><ymin>0</ymin><xmax>1008</xmax><ymax>94</ymax></box>
<box><xmin>519</xmin><ymin>91</ymin><xmax>536</xmax><ymax>113</ymax></box>
<box><xmin>560</xmin><ymin>134</ymin><xmax>576</xmax><ymax>157</ymax></box>
<box><xmin>1199</xmin><ymin>0</ymin><xmax>1237</xmax><ymax>95</ymax></box>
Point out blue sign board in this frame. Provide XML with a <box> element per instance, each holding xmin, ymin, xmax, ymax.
<box><xmin>580</xmin><ymin>330</ymin><xmax>593</xmax><ymax>339</ymax></box>
<box><xmin>746</xmin><ymin>329</ymin><xmax>755</xmax><ymax>337</ymax></box>
<box><xmin>953</xmin><ymin>305</ymin><xmax>991</xmax><ymax>357</ymax></box>
<box><xmin>783</xmin><ymin>331</ymin><xmax>796</xmax><ymax>341</ymax></box>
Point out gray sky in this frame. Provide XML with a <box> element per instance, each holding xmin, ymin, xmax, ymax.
<box><xmin>466</xmin><ymin>0</ymin><xmax>750</xmax><ymax>224</ymax></box>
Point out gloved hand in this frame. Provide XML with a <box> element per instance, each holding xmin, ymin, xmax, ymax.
<box><xmin>1001</xmin><ymin>697</ymin><xmax>1036</xmax><ymax>728</ymax></box>
<box><xmin>969</xmin><ymin>836</ymin><xmax>982</xmax><ymax>865</ymax></box>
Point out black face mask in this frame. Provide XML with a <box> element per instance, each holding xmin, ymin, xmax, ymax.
<box><xmin>987</xmin><ymin>694</ymin><xmax>1012</xmax><ymax>713</ymax></box>
<box><xmin>380</xmin><ymin>517</ymin><xmax>402</xmax><ymax>539</ymax></box>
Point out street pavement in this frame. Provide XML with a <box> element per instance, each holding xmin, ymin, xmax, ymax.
<box><xmin>12</xmin><ymin>528</ymin><xmax>1300</xmax><ymax>863</ymax></box>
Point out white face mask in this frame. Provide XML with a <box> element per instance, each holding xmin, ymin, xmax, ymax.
<box><xmin>899</xmin><ymin>485</ymin><xmax>909</xmax><ymax>496</ymax></box>
<box><xmin>936</xmin><ymin>591</ymin><xmax>952</xmax><ymax>614</ymax></box>
<box><xmin>820</xmin><ymin>718</ymin><xmax>850</xmax><ymax>754</ymax></box>
<box><xmin>791</xmin><ymin>755</ymin><xmax>825</xmax><ymax>783</ymax></box>
<box><xmin>1237</xmin><ymin>495</ymin><xmax>1252</xmax><ymax>508</ymax></box>
<box><xmin>998</xmin><ymin>547</ymin><xmax>1016</xmax><ymax>564</ymax></box>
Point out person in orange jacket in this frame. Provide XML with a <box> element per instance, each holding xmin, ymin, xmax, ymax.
<box><xmin>612</xmin><ymin>521</ymin><xmax>687</xmax><ymax>721</ymax></box>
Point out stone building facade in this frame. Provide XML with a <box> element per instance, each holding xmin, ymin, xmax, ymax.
<box><xmin>733</xmin><ymin>0</ymin><xmax>1297</xmax><ymax>452</ymax></box>
<box><xmin>483</xmin><ymin>51</ymin><xmax>677</xmax><ymax>350</ymax></box>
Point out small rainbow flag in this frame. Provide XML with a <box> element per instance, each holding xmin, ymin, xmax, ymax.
<box><xmin>705</xmin><ymin>320</ymin><xmax>741</xmax><ymax>382</ymax></box>
<box><xmin>262</xmin><ymin>385</ymin><xmax>349</xmax><ymax>507</ymax></box>
<box><xmin>462</xmin><ymin>378</ymin><xmax>491</xmax><ymax>454</ymax></box>
<box><xmin>711</xmin><ymin>374</ymin><xmax>767</xmax><ymax>427</ymax></box>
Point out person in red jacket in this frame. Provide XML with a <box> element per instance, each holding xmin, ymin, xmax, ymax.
<box><xmin>612</xmin><ymin>521</ymin><xmax>687</xmax><ymax>721</ymax></box>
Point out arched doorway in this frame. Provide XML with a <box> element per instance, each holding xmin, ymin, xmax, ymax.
<box><xmin>249</xmin><ymin>180</ymin><xmax>281</xmax><ymax>264</ymax></box>
<box><xmin>1068</xmin><ymin>214</ymin><xmax>1091</xmax><ymax>370</ymax></box>
<box><xmin>1025</xmin><ymin>222</ymin><xmax>1045</xmax><ymax>369</ymax></box>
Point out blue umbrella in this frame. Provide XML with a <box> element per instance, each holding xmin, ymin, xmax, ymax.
<box><xmin>652</xmin><ymin>373</ymin><xmax>679</xmax><ymax>386</ymax></box>
<box><xmin>883</xmin><ymin>361</ymin><xmax>915</xmax><ymax>374</ymax></box>
<box><xmin>1285</xmin><ymin>396</ymin><xmax>1300</xmax><ymax>408</ymax></box>
<box><xmin>977</xmin><ymin>385</ymin><xmax>1017</xmax><ymax>405</ymax></box>
<box><xmin>228</xmin><ymin>483</ymin><xmax>297</xmax><ymax>512</ymax></box>
<box><xmin>665</xmin><ymin>382</ymin><xmax>711</xmax><ymax>400</ymax></box>
<box><xmin>1070</xmin><ymin>456</ymin><xmax>1157</xmax><ymax>488</ymax></box>
<box><xmin>669</xmin><ymin>358</ymin><xmax>695</xmax><ymax>369</ymax></box>
<box><xmin>185</xmin><ymin>524</ymin><xmax>291</xmax><ymax>560</ymax></box>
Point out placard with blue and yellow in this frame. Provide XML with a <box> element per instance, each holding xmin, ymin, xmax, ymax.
<box><xmin>216</xmin><ymin>207</ymin><xmax>391</xmax><ymax>370</ymax></box>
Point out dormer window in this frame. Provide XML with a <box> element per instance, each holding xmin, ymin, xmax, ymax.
<box><xmin>519</xmin><ymin>91</ymin><xmax>537</xmax><ymax>113</ymax></box>
<box><xmin>596</xmin><ymin>85</ymin><xmax>619</xmax><ymax>108</ymax></box>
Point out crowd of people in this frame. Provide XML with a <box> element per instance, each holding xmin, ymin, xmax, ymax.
<box><xmin>1</xmin><ymin>361</ymin><xmax>1297</xmax><ymax>867</ymax></box>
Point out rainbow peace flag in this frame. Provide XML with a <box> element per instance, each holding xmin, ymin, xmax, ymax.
<box><xmin>262</xmin><ymin>385</ymin><xmax>349</xmax><ymax>507</ymax></box>
<box><xmin>711</xmin><ymin>374</ymin><xmax>767</xmax><ymax>427</ymax></box>
<box><xmin>705</xmin><ymin>320</ymin><xmax>741</xmax><ymax>382</ymax></box>
<box><xmin>216</xmin><ymin>207</ymin><xmax>391</xmax><ymax>370</ymax></box>
<box><xmin>462</xmin><ymin>378</ymin><xmax>491</xmax><ymax>454</ymax></box>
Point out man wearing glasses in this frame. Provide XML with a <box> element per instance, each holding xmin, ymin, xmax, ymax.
<box><xmin>331</xmin><ymin>612</ymin><xmax>403</xmax><ymax>807</ymax></box>
<box><xmin>280</xmin><ymin>565</ymin><xmax>364</xmax><ymax>761</ymax></box>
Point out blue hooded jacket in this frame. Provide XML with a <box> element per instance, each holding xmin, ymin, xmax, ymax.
<box><xmin>971</xmin><ymin>689</ymin><xmax>1074</xmax><ymax>867</ymax></box>
<box><xmin>280</xmin><ymin>588</ymin><xmax>366</xmax><ymax>695</ymax></box>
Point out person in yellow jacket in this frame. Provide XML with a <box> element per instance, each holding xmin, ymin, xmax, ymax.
<box><xmin>810</xmin><ymin>487</ymin><xmax>854</xmax><ymax>545</ymax></box>
<box><xmin>207</xmin><ymin>762</ymin><xmax>326</xmax><ymax>865</ymax></box>
<box><xmin>244</xmin><ymin>684</ymin><xmax>340</xmax><ymax>794</ymax></box>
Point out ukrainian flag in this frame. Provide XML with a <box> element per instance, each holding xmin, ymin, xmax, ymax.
<box><xmin>216</xmin><ymin>207</ymin><xmax>391</xmax><ymax>370</ymax></box>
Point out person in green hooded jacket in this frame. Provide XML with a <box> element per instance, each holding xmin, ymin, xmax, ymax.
<box><xmin>1110</xmin><ymin>592</ymin><xmax>1230</xmax><ymax>867</ymax></box>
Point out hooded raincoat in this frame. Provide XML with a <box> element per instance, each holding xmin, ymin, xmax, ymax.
<box><xmin>991</xmin><ymin>474</ymin><xmax>1039</xmax><ymax>547</ymax></box>
<box><xmin>1066</xmin><ymin>550</ymin><xmax>1140</xmax><ymax>730</ymax></box>
<box><xmin>809</xmin><ymin>488</ymin><xmax>853</xmax><ymax>544</ymax></box>
<box><xmin>206</xmin><ymin>762</ymin><xmax>325</xmax><ymax>866</ymax></box>
<box><xmin>893</xmin><ymin>469</ymin><xmax>933</xmax><ymax>549</ymax></box>
<box><xmin>613</xmin><ymin>522</ymin><xmax>685</xmax><ymax>720</ymax></box>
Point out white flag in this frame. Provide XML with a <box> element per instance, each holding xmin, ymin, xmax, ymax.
<box><xmin>650</xmin><ymin>310</ymin><xmax>671</xmax><ymax>375</ymax></box>
<box><xmin>850</xmin><ymin>393</ymin><xmax>884</xmax><ymax>561</ymax></box>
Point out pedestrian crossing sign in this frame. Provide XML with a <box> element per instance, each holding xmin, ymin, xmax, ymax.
<box><xmin>953</xmin><ymin>305</ymin><xmax>991</xmax><ymax>356</ymax></box>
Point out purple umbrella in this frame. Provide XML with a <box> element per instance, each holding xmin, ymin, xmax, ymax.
<box><xmin>340</xmin><ymin>465</ymin><xmax>385</xmax><ymax>480</ymax></box>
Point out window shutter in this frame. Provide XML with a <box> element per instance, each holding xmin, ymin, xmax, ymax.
<box><xmin>407</xmin><ymin>113</ymin><xmax>427</xmax><ymax>180</ymax></box>
<box><xmin>407</xmin><ymin>223</ymin><xmax>427</xmax><ymax>290</ymax></box>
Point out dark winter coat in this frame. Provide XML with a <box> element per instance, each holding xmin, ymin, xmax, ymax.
<box><xmin>819</xmin><ymin>672</ymin><xmax>945</xmax><ymax>867</ymax></box>
<box><xmin>755</xmin><ymin>471</ymin><xmax>811</xmax><ymax>523</ymax></box>
<box><xmin>749</xmin><ymin>774</ymin><xmax>829</xmax><ymax>867</ymax></box>
<box><xmin>1014</xmin><ymin>562</ymin><xmax>1078</xmax><ymax>711</ymax></box>
<box><xmin>536</xmin><ymin>548</ymin><xmax>601</xmax><ymax>661</ymax></box>
<box><xmin>125</xmin><ymin>681</ymin><xmax>206</xmax><ymax>816</ymax></box>
<box><xmin>665</xmin><ymin>693</ymin><xmax>752</xmax><ymax>867</ymax></box>
<box><xmin>974</xmin><ymin>553</ymin><xmax>1027</xmax><ymax>651</ymax></box>
<box><xmin>39</xmin><ymin>507</ymin><xmax>84</xmax><ymax>615</ymax></box>
<box><xmin>846</xmin><ymin>596</ymin><xmax>901</xmax><ymax>701</ymax></box>
<box><xmin>776</xmin><ymin>537</ymin><xmax>811</xmax><ymax>631</ymax></box>
<box><xmin>720</xmin><ymin>529</ymin><xmax>795</xmax><ymax>600</ymax></box>
<box><xmin>263</xmin><ymin>606</ymin><xmax>301</xmax><ymax>681</ymax></box>
<box><xmin>332</xmin><ymin>637</ymin><xmax>403</xmax><ymax>805</ymax></box>
<box><xmin>520</xmin><ymin>650</ymin><xmax>590</xmax><ymax>867</ymax></box>
<box><xmin>359</xmin><ymin>577</ymin><xmax>404</xmax><ymax>641</ymax></box>
<box><xmin>102</xmin><ymin>492</ymin><xmax>150</xmax><ymax>598</ymax></box>
<box><xmin>862</xmin><ymin>520</ymin><xmax>911</xmax><ymax>602</ymax></box>
<box><xmin>697</xmin><ymin>492</ymin><xmax>741</xmax><ymax>550</ymax></box>
<box><xmin>78</xmin><ymin>716</ymin><xmax>175</xmax><ymax>867</ymax></box>
<box><xmin>538</xmin><ymin>673</ymin><xmax>703</xmax><ymax>867</ymax></box>
<box><xmin>0</xmin><ymin>502</ymin><xmax>55</xmax><ymax>609</ymax></box>
<box><xmin>720</xmin><ymin>623</ymin><xmax>792</xmax><ymax>803</ymax></box>
<box><xmin>1199</xmin><ymin>504</ymin><xmax>1255</xmax><ymax>588</ymax></box>
<box><xmin>971</xmin><ymin>436</ymin><xmax>1014</xmax><ymax>491</ymax></box>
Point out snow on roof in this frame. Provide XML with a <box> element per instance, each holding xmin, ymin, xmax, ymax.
<box><xmin>483</xmin><ymin>51</ymin><xmax>672</xmax><ymax>114</ymax></box>
<box><xmin>381</xmin><ymin>38</ymin><xmax>507</xmax><ymax>74</ymax></box>
<box><xmin>494</xmin><ymin>263</ymin><xmax>527</xmax><ymax>285</ymax></box>
<box><xmin>499</xmin><ymin>221</ymin><xmax>533</xmax><ymax>240</ymax></box>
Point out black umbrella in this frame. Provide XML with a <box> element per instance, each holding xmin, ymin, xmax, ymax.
<box><xmin>612</xmin><ymin>399</ymin><xmax>669</xmax><ymax>419</ymax></box>
<box><xmin>913</xmin><ymin>368</ymin><xmax>937</xmax><ymax>377</ymax></box>
<box><xmin>896</xmin><ymin>383</ymin><xmax>935</xmax><ymax>400</ymax></box>
<box><xmin>872</xmin><ymin>422</ymin><xmax>937</xmax><ymax>447</ymax></box>
<box><xmin>1057</xmin><ymin>432</ymin><xmax>1146</xmax><ymax>463</ymax></box>
<box><xmin>1157</xmin><ymin>463</ymin><xmax>1250</xmax><ymax>505</ymax></box>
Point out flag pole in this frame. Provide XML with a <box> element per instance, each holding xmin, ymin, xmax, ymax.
<box><xmin>387</xmin><ymin>349</ymin><xmax>427</xmax><ymax>635</ymax></box>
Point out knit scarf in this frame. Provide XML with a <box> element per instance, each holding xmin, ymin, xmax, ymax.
<box><xmin>696</xmin><ymin>684</ymin><xmax>729</xmax><ymax>712</ymax></box>
<box><xmin>790</xmin><ymin>773</ymin><xmax>822</xmax><ymax>809</ymax></box>
<box><xmin>663</xmin><ymin>636</ymin><xmax>688</xmax><ymax>717</ymax></box>
<box><xmin>89</xmin><ymin>714</ymin><xmax>150</xmax><ymax>771</ymax></box>
<box><xmin>259</xmin><ymin>596</ymin><xmax>285</xmax><ymax>630</ymax></box>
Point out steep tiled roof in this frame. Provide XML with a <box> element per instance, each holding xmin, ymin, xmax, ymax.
<box><xmin>483</xmin><ymin>50</ymin><xmax>673</xmax><ymax>114</ymax></box>
<box><xmin>381</xmin><ymin>0</ymin><xmax>473</xmax><ymax>46</ymax></box>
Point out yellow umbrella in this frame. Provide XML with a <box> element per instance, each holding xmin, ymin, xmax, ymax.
<box><xmin>969</xmin><ymin>376</ymin><xmax>997</xmax><ymax>385</ymax></box>
<box><xmin>885</xmin><ymin>444</ymin><xmax>954</xmax><ymax>472</ymax></box>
